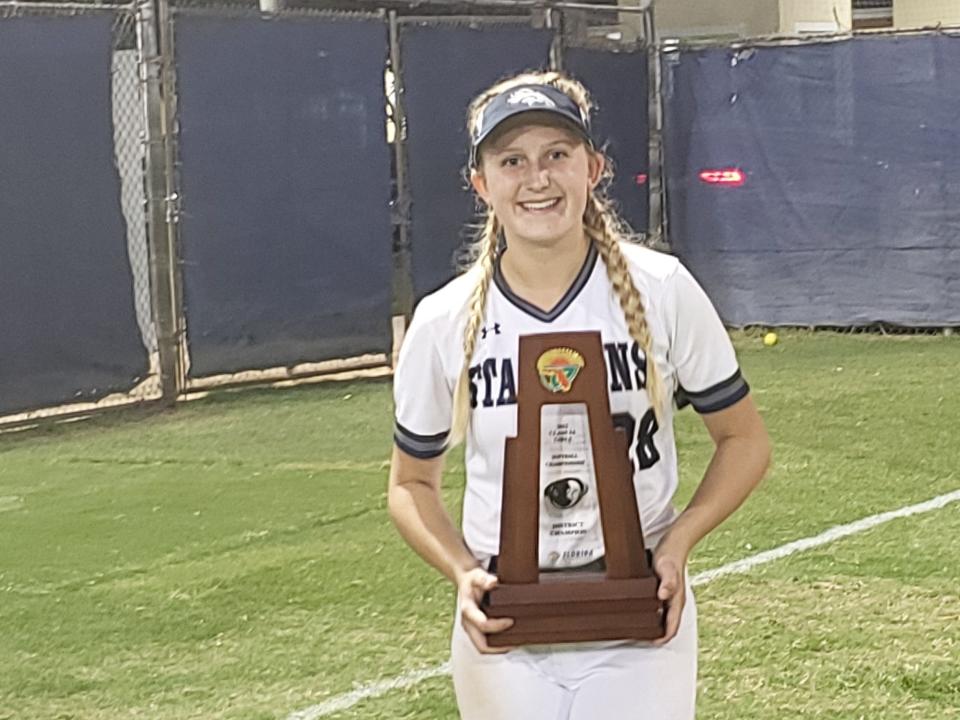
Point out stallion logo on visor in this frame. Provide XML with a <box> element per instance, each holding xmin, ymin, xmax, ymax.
<box><xmin>507</xmin><ymin>87</ymin><xmax>557</xmax><ymax>108</ymax></box>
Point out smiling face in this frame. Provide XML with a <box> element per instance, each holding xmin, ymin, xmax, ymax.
<box><xmin>471</xmin><ymin>114</ymin><xmax>604</xmax><ymax>252</ymax></box>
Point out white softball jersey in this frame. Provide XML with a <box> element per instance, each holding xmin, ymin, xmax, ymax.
<box><xmin>393</xmin><ymin>241</ymin><xmax>749</xmax><ymax>568</ymax></box>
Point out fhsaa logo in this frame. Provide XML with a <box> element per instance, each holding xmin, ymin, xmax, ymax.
<box><xmin>507</xmin><ymin>88</ymin><xmax>557</xmax><ymax>108</ymax></box>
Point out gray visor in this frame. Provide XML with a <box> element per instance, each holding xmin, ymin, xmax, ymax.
<box><xmin>470</xmin><ymin>84</ymin><xmax>592</xmax><ymax>167</ymax></box>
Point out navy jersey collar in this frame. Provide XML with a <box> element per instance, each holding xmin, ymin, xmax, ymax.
<box><xmin>493</xmin><ymin>243</ymin><xmax>599</xmax><ymax>323</ymax></box>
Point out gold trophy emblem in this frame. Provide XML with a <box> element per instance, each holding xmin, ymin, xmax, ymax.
<box><xmin>536</xmin><ymin>348</ymin><xmax>585</xmax><ymax>393</ymax></box>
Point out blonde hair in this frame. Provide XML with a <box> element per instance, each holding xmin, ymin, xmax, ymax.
<box><xmin>448</xmin><ymin>71</ymin><xmax>665</xmax><ymax>448</ymax></box>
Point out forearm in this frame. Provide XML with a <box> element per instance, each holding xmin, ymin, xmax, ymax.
<box><xmin>388</xmin><ymin>480</ymin><xmax>480</xmax><ymax>585</ymax></box>
<box><xmin>662</xmin><ymin>431</ymin><xmax>771</xmax><ymax>556</ymax></box>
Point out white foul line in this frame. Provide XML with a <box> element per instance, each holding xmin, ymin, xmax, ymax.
<box><xmin>286</xmin><ymin>662</ymin><xmax>453</xmax><ymax>720</ymax></box>
<box><xmin>690</xmin><ymin>488</ymin><xmax>960</xmax><ymax>585</ymax></box>
<box><xmin>288</xmin><ymin>488</ymin><xmax>960</xmax><ymax>720</ymax></box>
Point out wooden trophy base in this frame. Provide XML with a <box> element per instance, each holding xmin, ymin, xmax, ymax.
<box><xmin>483</xmin><ymin>572</ymin><xmax>664</xmax><ymax>646</ymax></box>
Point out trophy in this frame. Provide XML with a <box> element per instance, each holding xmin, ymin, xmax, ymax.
<box><xmin>482</xmin><ymin>331</ymin><xmax>664</xmax><ymax>646</ymax></box>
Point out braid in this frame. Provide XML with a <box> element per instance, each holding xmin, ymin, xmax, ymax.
<box><xmin>585</xmin><ymin>194</ymin><xmax>667</xmax><ymax>423</ymax></box>
<box><xmin>449</xmin><ymin>213</ymin><xmax>500</xmax><ymax>448</ymax></box>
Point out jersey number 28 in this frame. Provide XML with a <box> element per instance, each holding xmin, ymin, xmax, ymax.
<box><xmin>612</xmin><ymin>409</ymin><xmax>661</xmax><ymax>472</ymax></box>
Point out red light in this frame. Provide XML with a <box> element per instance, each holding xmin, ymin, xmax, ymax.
<box><xmin>698</xmin><ymin>168</ymin><xmax>746</xmax><ymax>187</ymax></box>
<box><xmin>634</xmin><ymin>173</ymin><xmax>648</xmax><ymax>185</ymax></box>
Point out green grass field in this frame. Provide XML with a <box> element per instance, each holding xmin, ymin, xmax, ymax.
<box><xmin>1</xmin><ymin>331</ymin><xmax>958</xmax><ymax>719</ymax></box>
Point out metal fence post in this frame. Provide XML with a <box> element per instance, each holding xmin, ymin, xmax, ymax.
<box><xmin>138</xmin><ymin>0</ymin><xmax>182</xmax><ymax>405</ymax></box>
<box><xmin>548</xmin><ymin>6</ymin><xmax>564</xmax><ymax>71</ymax></box>
<box><xmin>644</xmin><ymin>4</ymin><xmax>667</xmax><ymax>244</ymax></box>
<box><xmin>388</xmin><ymin>9</ymin><xmax>414</xmax><ymax>322</ymax></box>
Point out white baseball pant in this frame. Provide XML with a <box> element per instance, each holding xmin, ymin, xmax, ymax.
<box><xmin>451</xmin><ymin>582</ymin><xmax>697</xmax><ymax>720</ymax></box>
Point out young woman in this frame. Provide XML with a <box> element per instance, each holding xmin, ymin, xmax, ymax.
<box><xmin>388</xmin><ymin>71</ymin><xmax>771</xmax><ymax>719</ymax></box>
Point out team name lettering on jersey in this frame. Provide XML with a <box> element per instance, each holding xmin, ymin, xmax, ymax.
<box><xmin>468</xmin><ymin>341</ymin><xmax>662</xmax><ymax>472</ymax></box>
<box><xmin>468</xmin><ymin>358</ymin><xmax>517</xmax><ymax>408</ymax></box>
<box><xmin>468</xmin><ymin>340</ymin><xmax>648</xmax><ymax>409</ymax></box>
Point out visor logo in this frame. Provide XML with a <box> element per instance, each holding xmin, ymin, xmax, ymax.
<box><xmin>507</xmin><ymin>88</ymin><xmax>557</xmax><ymax>108</ymax></box>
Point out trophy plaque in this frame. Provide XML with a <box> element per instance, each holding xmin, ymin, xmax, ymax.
<box><xmin>482</xmin><ymin>331</ymin><xmax>665</xmax><ymax>646</ymax></box>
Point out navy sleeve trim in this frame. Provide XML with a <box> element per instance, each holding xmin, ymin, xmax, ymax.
<box><xmin>394</xmin><ymin>422</ymin><xmax>449</xmax><ymax>459</ymax></box>
<box><xmin>395</xmin><ymin>423</ymin><xmax>449</xmax><ymax>444</ymax></box>
<box><xmin>675</xmin><ymin>369</ymin><xmax>750</xmax><ymax>414</ymax></box>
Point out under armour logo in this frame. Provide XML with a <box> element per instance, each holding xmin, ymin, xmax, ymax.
<box><xmin>481</xmin><ymin>323</ymin><xmax>502</xmax><ymax>339</ymax></box>
<box><xmin>507</xmin><ymin>88</ymin><xmax>556</xmax><ymax>108</ymax></box>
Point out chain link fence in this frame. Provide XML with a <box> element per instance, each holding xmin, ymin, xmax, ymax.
<box><xmin>0</xmin><ymin>3</ymin><xmax>163</xmax><ymax>429</ymax></box>
<box><xmin>112</xmin><ymin>11</ymin><xmax>160</xmax><ymax>363</ymax></box>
